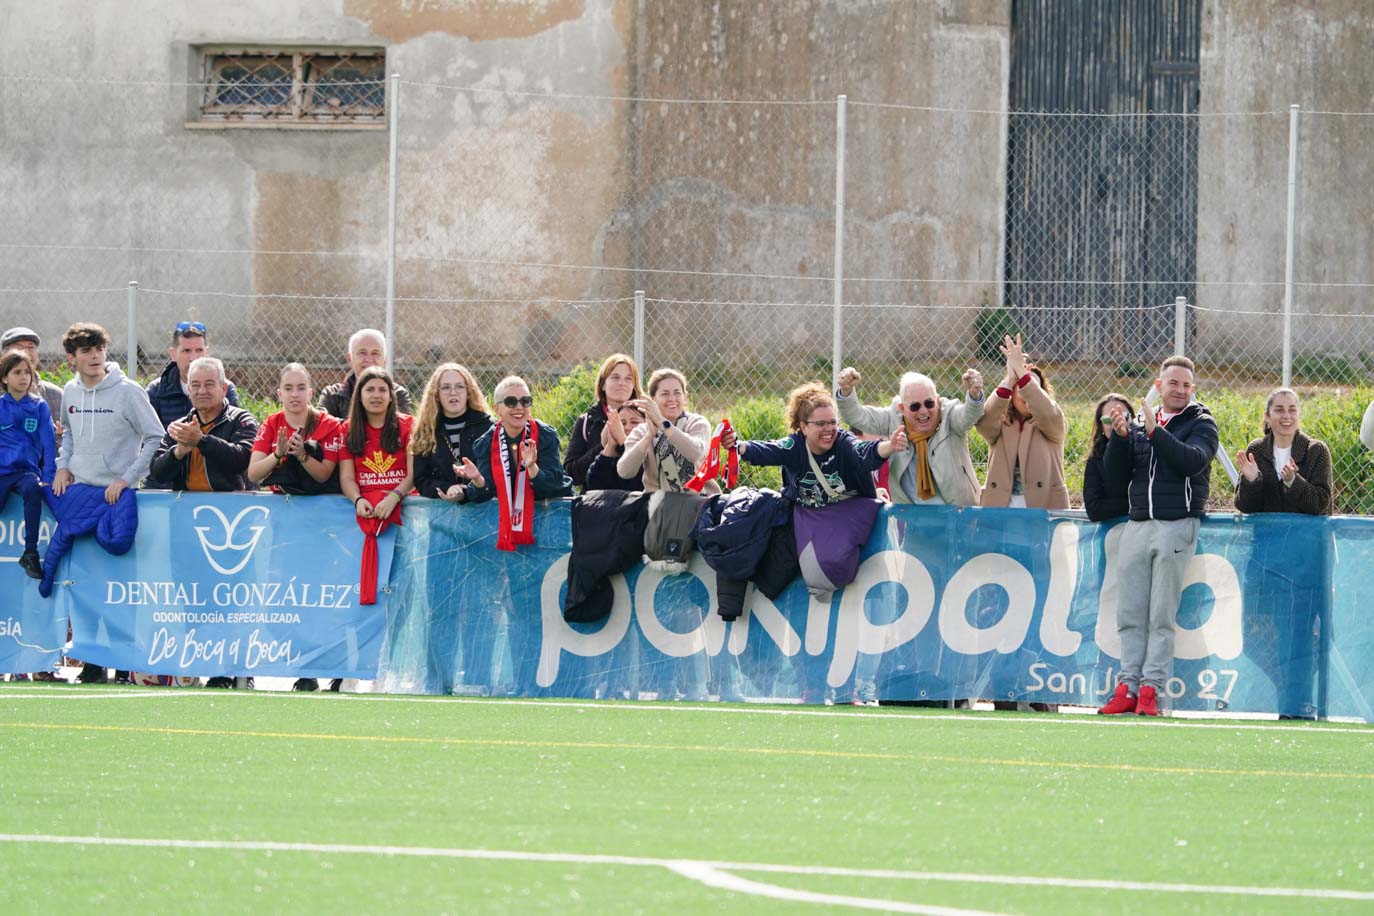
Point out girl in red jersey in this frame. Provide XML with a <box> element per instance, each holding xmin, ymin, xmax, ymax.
<box><xmin>339</xmin><ymin>366</ymin><xmax>414</xmax><ymax>605</ymax></box>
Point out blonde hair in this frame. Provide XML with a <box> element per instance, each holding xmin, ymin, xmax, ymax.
<box><xmin>785</xmin><ymin>381</ymin><xmax>835</xmax><ymax>433</ymax></box>
<box><xmin>411</xmin><ymin>363</ymin><xmax>491</xmax><ymax>456</ymax></box>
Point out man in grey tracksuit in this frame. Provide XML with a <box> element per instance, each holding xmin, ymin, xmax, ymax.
<box><xmin>1098</xmin><ymin>355</ymin><xmax>1218</xmax><ymax>717</ymax></box>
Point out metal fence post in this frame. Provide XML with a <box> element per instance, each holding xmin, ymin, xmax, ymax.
<box><xmin>1175</xmin><ymin>296</ymin><xmax>1188</xmax><ymax>356</ymax></box>
<box><xmin>126</xmin><ymin>281</ymin><xmax>138</xmax><ymax>378</ymax></box>
<box><xmin>385</xmin><ymin>71</ymin><xmax>401</xmax><ymax>361</ymax></box>
<box><xmin>832</xmin><ymin>94</ymin><xmax>847</xmax><ymax>390</ymax></box>
<box><xmin>633</xmin><ymin>289</ymin><xmax>645</xmax><ymax>370</ymax></box>
<box><xmin>1283</xmin><ymin>103</ymin><xmax>1299</xmax><ymax>387</ymax></box>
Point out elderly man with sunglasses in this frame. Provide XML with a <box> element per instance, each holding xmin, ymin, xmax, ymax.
<box><xmin>144</xmin><ymin>321</ymin><xmax>241</xmax><ymax>430</ymax></box>
<box><xmin>834</xmin><ymin>364</ymin><xmax>986</xmax><ymax>507</ymax></box>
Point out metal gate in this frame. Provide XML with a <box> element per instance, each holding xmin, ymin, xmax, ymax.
<box><xmin>1004</xmin><ymin>0</ymin><xmax>1201</xmax><ymax>361</ymax></box>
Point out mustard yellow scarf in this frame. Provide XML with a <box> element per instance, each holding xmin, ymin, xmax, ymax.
<box><xmin>903</xmin><ymin>418</ymin><xmax>937</xmax><ymax>501</ymax></box>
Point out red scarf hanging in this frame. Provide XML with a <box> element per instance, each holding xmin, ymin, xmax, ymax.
<box><xmin>494</xmin><ymin>421</ymin><xmax>538</xmax><ymax>551</ymax></box>
<box><xmin>684</xmin><ymin>418</ymin><xmax>739</xmax><ymax>492</ymax></box>
<box><xmin>355</xmin><ymin>495</ymin><xmax>396</xmax><ymax>606</ymax></box>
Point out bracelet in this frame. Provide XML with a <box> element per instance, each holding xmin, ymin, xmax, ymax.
<box><xmin>388</xmin><ymin>489</ymin><xmax>405</xmax><ymax>499</ymax></box>
<box><xmin>272</xmin><ymin>451</ymin><xmax>285</xmax><ymax>461</ymax></box>
<box><xmin>354</xmin><ymin>496</ymin><xmax>366</xmax><ymax>507</ymax></box>
<box><xmin>994</xmin><ymin>386</ymin><xmax>1013</xmax><ymax>400</ymax></box>
<box><xmin>1015</xmin><ymin>372</ymin><xmax>1032</xmax><ymax>389</ymax></box>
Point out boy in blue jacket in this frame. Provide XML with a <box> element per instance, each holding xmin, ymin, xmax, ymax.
<box><xmin>0</xmin><ymin>349</ymin><xmax>57</xmax><ymax>578</ymax></box>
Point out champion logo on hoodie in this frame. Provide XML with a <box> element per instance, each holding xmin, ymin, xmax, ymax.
<box><xmin>68</xmin><ymin>405</ymin><xmax>115</xmax><ymax>414</ymax></box>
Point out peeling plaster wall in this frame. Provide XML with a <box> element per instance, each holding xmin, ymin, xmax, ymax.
<box><xmin>630</xmin><ymin>0</ymin><xmax>1010</xmax><ymax>368</ymax></box>
<box><xmin>1197</xmin><ymin>0</ymin><xmax>1374</xmax><ymax>363</ymax></box>
<box><xmin>0</xmin><ymin>0</ymin><xmax>634</xmax><ymax>381</ymax></box>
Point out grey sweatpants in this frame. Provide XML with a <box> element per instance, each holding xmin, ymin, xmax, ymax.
<box><xmin>1116</xmin><ymin>517</ymin><xmax>1201</xmax><ymax>690</ymax></box>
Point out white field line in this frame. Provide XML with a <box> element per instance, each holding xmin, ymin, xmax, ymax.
<box><xmin>665</xmin><ymin>861</ymin><xmax>1009</xmax><ymax>915</ymax></box>
<box><xmin>1</xmin><ymin>688</ymin><xmax>1372</xmax><ymax>734</ymax></box>
<box><xmin>1</xmin><ymin>834</ymin><xmax>1371</xmax><ymax>904</ymax></box>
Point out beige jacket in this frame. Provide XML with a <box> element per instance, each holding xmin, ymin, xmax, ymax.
<box><xmin>616</xmin><ymin>411</ymin><xmax>719</xmax><ymax>494</ymax></box>
<box><xmin>836</xmin><ymin>389</ymin><xmax>984</xmax><ymax>507</ymax></box>
<box><xmin>975</xmin><ymin>379</ymin><xmax>1069</xmax><ymax>509</ymax></box>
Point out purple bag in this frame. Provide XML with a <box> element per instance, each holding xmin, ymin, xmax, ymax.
<box><xmin>792</xmin><ymin>498</ymin><xmax>881</xmax><ymax>598</ymax></box>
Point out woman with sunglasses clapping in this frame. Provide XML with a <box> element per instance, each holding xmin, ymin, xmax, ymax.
<box><xmin>617</xmin><ymin>368</ymin><xmax>717</xmax><ymax>493</ymax></box>
<box><xmin>463</xmin><ymin>377</ymin><xmax>572</xmax><ymax>543</ymax></box>
<box><xmin>976</xmin><ymin>335</ymin><xmax>1069</xmax><ymax>509</ymax></box>
<box><xmin>1082</xmin><ymin>392</ymin><xmax>1134</xmax><ymax>522</ymax></box>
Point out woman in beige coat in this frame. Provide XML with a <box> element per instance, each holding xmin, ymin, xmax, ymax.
<box><xmin>976</xmin><ymin>334</ymin><xmax>1069</xmax><ymax>510</ymax></box>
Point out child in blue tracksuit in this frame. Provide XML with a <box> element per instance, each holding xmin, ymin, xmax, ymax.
<box><xmin>0</xmin><ymin>349</ymin><xmax>57</xmax><ymax>578</ymax></box>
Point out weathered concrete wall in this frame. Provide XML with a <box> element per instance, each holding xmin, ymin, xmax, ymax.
<box><xmin>1197</xmin><ymin>0</ymin><xmax>1374</xmax><ymax>368</ymax></box>
<box><xmin>627</xmin><ymin>0</ymin><xmax>1009</xmax><ymax>371</ymax></box>
<box><xmin>0</xmin><ymin>0</ymin><xmax>635</xmax><ymax>385</ymax></box>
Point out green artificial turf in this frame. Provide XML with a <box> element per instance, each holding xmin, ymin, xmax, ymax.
<box><xmin>1</xmin><ymin>686</ymin><xmax>1372</xmax><ymax>914</ymax></box>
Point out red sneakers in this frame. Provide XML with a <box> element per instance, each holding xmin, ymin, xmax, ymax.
<box><xmin>1136</xmin><ymin>685</ymin><xmax>1160</xmax><ymax>717</ymax></box>
<box><xmin>1097</xmin><ymin>682</ymin><xmax>1136</xmax><ymax>715</ymax></box>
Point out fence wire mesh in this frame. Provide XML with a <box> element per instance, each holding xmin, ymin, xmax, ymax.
<box><xmin>2</xmin><ymin>75</ymin><xmax>1371</xmax><ymax>511</ymax></box>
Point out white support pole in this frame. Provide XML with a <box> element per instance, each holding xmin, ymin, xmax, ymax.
<box><xmin>832</xmin><ymin>94</ymin><xmax>847</xmax><ymax>390</ymax></box>
<box><xmin>633</xmin><ymin>289</ymin><xmax>645</xmax><ymax>371</ymax></box>
<box><xmin>1174</xmin><ymin>296</ymin><xmax>1188</xmax><ymax>356</ymax></box>
<box><xmin>126</xmin><ymin>281</ymin><xmax>138</xmax><ymax>378</ymax></box>
<box><xmin>1283</xmin><ymin>103</ymin><xmax>1299</xmax><ymax>387</ymax></box>
<box><xmin>385</xmin><ymin>71</ymin><xmax>400</xmax><ymax>361</ymax></box>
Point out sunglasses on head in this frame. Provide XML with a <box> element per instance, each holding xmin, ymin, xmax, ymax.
<box><xmin>907</xmin><ymin>399</ymin><xmax>937</xmax><ymax>412</ymax></box>
<box><xmin>175</xmin><ymin>320</ymin><xmax>206</xmax><ymax>334</ymax></box>
<box><xmin>501</xmin><ymin>396</ymin><xmax>533</xmax><ymax>408</ymax></box>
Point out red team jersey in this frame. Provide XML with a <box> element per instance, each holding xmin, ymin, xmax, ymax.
<box><xmin>252</xmin><ymin>411</ymin><xmax>345</xmax><ymax>461</ymax></box>
<box><xmin>340</xmin><ymin>414</ymin><xmax>414</xmax><ymax>494</ymax></box>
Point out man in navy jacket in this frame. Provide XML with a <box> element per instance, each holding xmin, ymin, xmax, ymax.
<box><xmin>1098</xmin><ymin>355</ymin><xmax>1218</xmax><ymax>717</ymax></box>
<box><xmin>144</xmin><ymin>321</ymin><xmax>240</xmax><ymax>429</ymax></box>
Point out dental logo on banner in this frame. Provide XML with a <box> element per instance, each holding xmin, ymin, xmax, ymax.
<box><xmin>62</xmin><ymin>492</ymin><xmax>394</xmax><ymax>678</ymax></box>
<box><xmin>0</xmin><ymin>503</ymin><xmax>63</xmax><ymax>675</ymax></box>
<box><xmin>378</xmin><ymin>501</ymin><xmax>1366</xmax><ymax>720</ymax></box>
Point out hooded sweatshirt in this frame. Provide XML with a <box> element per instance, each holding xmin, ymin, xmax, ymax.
<box><xmin>57</xmin><ymin>362</ymin><xmax>165</xmax><ymax>488</ymax></box>
<box><xmin>0</xmin><ymin>391</ymin><xmax>57</xmax><ymax>480</ymax></box>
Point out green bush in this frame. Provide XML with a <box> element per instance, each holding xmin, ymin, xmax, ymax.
<box><xmin>974</xmin><ymin>307</ymin><xmax>1021</xmax><ymax>362</ymax></box>
<box><xmin>1292</xmin><ymin>354</ymin><xmax>1367</xmax><ymax>386</ymax></box>
<box><xmin>530</xmin><ymin>362</ymin><xmax>598</xmax><ymax>440</ymax></box>
<box><xmin>723</xmin><ymin>395</ymin><xmax>788</xmax><ymax>490</ymax></box>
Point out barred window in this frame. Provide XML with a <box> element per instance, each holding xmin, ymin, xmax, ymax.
<box><xmin>197</xmin><ymin>50</ymin><xmax>386</xmax><ymax>125</ymax></box>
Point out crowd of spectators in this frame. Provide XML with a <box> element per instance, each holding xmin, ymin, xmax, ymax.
<box><xmin>0</xmin><ymin>321</ymin><xmax>1343</xmax><ymax>710</ymax></box>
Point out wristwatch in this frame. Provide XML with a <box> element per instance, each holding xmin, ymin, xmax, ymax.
<box><xmin>661</xmin><ymin>419</ymin><xmax>671</xmax><ymax>430</ymax></box>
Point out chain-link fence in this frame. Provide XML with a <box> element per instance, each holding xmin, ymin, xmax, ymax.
<box><xmin>2</xmin><ymin>75</ymin><xmax>1371</xmax><ymax>510</ymax></box>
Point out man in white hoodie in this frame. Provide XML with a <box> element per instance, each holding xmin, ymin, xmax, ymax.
<box><xmin>50</xmin><ymin>323</ymin><xmax>164</xmax><ymax>683</ymax></box>
<box><xmin>52</xmin><ymin>323</ymin><xmax>164</xmax><ymax>504</ymax></box>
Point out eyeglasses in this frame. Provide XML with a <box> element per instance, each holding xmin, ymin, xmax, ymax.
<box><xmin>806</xmin><ymin>419</ymin><xmax>838</xmax><ymax>428</ymax></box>
<box><xmin>175</xmin><ymin>321</ymin><xmax>206</xmax><ymax>334</ymax></box>
<box><xmin>438</xmin><ymin>384</ymin><xmax>467</xmax><ymax>394</ymax></box>
<box><xmin>907</xmin><ymin>399</ymin><xmax>938</xmax><ymax>412</ymax></box>
<box><xmin>500</xmin><ymin>396</ymin><xmax>533</xmax><ymax>408</ymax></box>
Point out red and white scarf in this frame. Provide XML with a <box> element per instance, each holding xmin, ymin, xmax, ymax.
<box><xmin>494</xmin><ymin>421</ymin><xmax>538</xmax><ymax>551</ymax></box>
<box><xmin>684</xmin><ymin>418</ymin><xmax>739</xmax><ymax>492</ymax></box>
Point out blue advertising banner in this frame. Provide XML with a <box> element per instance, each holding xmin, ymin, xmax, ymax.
<box><xmin>60</xmin><ymin>492</ymin><xmax>393</xmax><ymax>678</ymax></box>
<box><xmin>377</xmin><ymin>500</ymin><xmax>1353</xmax><ymax>719</ymax></box>
<box><xmin>1326</xmin><ymin>516</ymin><xmax>1374</xmax><ymax>722</ymax></box>
<box><xmin>0</xmin><ymin>500</ymin><xmax>63</xmax><ymax>675</ymax></box>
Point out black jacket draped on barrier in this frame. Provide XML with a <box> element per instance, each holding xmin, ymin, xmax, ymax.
<box><xmin>564</xmin><ymin>489</ymin><xmax>652</xmax><ymax>622</ymax></box>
